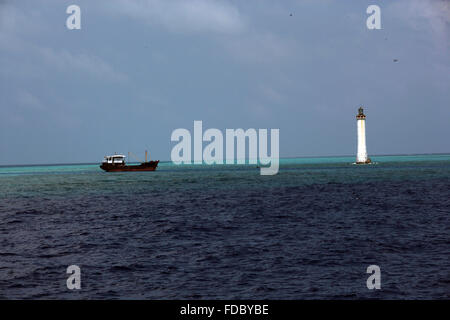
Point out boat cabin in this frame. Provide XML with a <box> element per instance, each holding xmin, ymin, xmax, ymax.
<box><xmin>102</xmin><ymin>155</ymin><xmax>126</xmax><ymax>164</ymax></box>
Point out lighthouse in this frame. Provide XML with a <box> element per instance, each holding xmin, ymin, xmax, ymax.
<box><xmin>356</xmin><ymin>107</ymin><xmax>371</xmax><ymax>164</ymax></box>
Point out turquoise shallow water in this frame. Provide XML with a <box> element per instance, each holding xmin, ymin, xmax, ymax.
<box><xmin>0</xmin><ymin>154</ymin><xmax>449</xmax><ymax>299</ymax></box>
<box><xmin>1</xmin><ymin>154</ymin><xmax>450</xmax><ymax>174</ymax></box>
<box><xmin>1</xmin><ymin>154</ymin><xmax>449</xmax><ymax>199</ymax></box>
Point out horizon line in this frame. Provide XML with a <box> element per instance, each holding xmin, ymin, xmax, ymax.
<box><xmin>1</xmin><ymin>152</ymin><xmax>449</xmax><ymax>168</ymax></box>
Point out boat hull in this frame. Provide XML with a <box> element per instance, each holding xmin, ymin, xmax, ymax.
<box><xmin>100</xmin><ymin>161</ymin><xmax>159</xmax><ymax>172</ymax></box>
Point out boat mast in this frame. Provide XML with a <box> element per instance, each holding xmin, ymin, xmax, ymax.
<box><xmin>145</xmin><ymin>150</ymin><xmax>148</xmax><ymax>163</ymax></box>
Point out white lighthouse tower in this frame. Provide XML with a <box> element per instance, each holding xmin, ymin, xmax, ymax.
<box><xmin>356</xmin><ymin>106</ymin><xmax>371</xmax><ymax>164</ymax></box>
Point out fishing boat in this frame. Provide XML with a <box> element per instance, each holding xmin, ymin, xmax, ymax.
<box><xmin>100</xmin><ymin>151</ymin><xmax>159</xmax><ymax>172</ymax></box>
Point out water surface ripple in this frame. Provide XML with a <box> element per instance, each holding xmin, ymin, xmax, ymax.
<box><xmin>0</xmin><ymin>155</ymin><xmax>449</xmax><ymax>299</ymax></box>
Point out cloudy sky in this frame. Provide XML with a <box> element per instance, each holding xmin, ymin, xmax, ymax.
<box><xmin>0</xmin><ymin>0</ymin><xmax>449</xmax><ymax>165</ymax></box>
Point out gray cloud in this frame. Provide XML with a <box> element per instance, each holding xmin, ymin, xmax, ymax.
<box><xmin>37</xmin><ymin>47</ymin><xmax>128</xmax><ymax>82</ymax></box>
<box><xmin>222</xmin><ymin>32</ymin><xmax>297</xmax><ymax>64</ymax></box>
<box><xmin>390</xmin><ymin>0</ymin><xmax>450</xmax><ymax>47</ymax></box>
<box><xmin>106</xmin><ymin>0</ymin><xmax>246</xmax><ymax>34</ymax></box>
<box><xmin>0</xmin><ymin>3</ymin><xmax>127</xmax><ymax>83</ymax></box>
<box><xmin>16</xmin><ymin>90</ymin><xmax>46</xmax><ymax>111</ymax></box>
<box><xmin>0</xmin><ymin>0</ymin><xmax>449</xmax><ymax>164</ymax></box>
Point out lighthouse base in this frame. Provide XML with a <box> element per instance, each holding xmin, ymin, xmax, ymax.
<box><xmin>356</xmin><ymin>158</ymin><xmax>372</xmax><ymax>165</ymax></box>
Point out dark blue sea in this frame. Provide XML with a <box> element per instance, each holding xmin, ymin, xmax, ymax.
<box><xmin>0</xmin><ymin>155</ymin><xmax>449</xmax><ymax>299</ymax></box>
